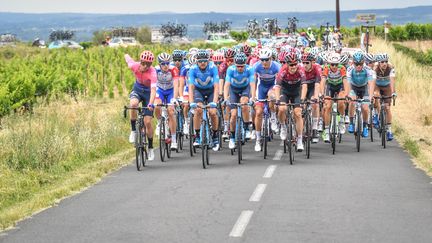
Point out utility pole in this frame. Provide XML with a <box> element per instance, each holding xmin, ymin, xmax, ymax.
<box><xmin>336</xmin><ymin>0</ymin><xmax>340</xmax><ymax>29</ymax></box>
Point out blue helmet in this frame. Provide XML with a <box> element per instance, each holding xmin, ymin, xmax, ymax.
<box><xmin>352</xmin><ymin>51</ymin><xmax>365</xmax><ymax>63</ymax></box>
<box><xmin>172</xmin><ymin>50</ymin><xmax>183</xmax><ymax>61</ymax></box>
<box><xmin>196</xmin><ymin>49</ymin><xmax>209</xmax><ymax>60</ymax></box>
<box><xmin>234</xmin><ymin>53</ymin><xmax>247</xmax><ymax>65</ymax></box>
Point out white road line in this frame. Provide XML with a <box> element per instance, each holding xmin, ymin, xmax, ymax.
<box><xmin>272</xmin><ymin>150</ymin><xmax>283</xmax><ymax>160</ymax></box>
<box><xmin>263</xmin><ymin>165</ymin><xmax>277</xmax><ymax>178</ymax></box>
<box><xmin>229</xmin><ymin>210</ymin><xmax>254</xmax><ymax>237</ymax></box>
<box><xmin>249</xmin><ymin>184</ymin><xmax>267</xmax><ymax>202</ymax></box>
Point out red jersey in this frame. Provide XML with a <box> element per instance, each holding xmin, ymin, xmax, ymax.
<box><xmin>302</xmin><ymin>63</ymin><xmax>322</xmax><ymax>84</ymax></box>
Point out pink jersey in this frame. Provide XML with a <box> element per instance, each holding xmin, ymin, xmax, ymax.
<box><xmin>124</xmin><ymin>54</ymin><xmax>157</xmax><ymax>88</ymax></box>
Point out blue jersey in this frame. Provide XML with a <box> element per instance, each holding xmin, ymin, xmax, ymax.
<box><xmin>347</xmin><ymin>66</ymin><xmax>373</xmax><ymax>87</ymax></box>
<box><xmin>225</xmin><ymin>65</ymin><xmax>255</xmax><ymax>89</ymax></box>
<box><xmin>170</xmin><ymin>60</ymin><xmax>187</xmax><ymax>71</ymax></box>
<box><xmin>180</xmin><ymin>64</ymin><xmax>191</xmax><ymax>92</ymax></box>
<box><xmin>253</xmin><ymin>61</ymin><xmax>281</xmax><ymax>86</ymax></box>
<box><xmin>188</xmin><ymin>62</ymin><xmax>219</xmax><ymax>89</ymax></box>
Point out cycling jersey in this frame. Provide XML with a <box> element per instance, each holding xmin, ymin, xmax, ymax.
<box><xmin>347</xmin><ymin>66</ymin><xmax>373</xmax><ymax>87</ymax></box>
<box><xmin>180</xmin><ymin>64</ymin><xmax>191</xmax><ymax>96</ymax></box>
<box><xmin>253</xmin><ymin>61</ymin><xmax>281</xmax><ymax>86</ymax></box>
<box><xmin>225</xmin><ymin>65</ymin><xmax>255</xmax><ymax>89</ymax></box>
<box><xmin>155</xmin><ymin>65</ymin><xmax>179</xmax><ymax>90</ymax></box>
<box><xmin>124</xmin><ymin>54</ymin><xmax>157</xmax><ymax>88</ymax></box>
<box><xmin>188</xmin><ymin>62</ymin><xmax>219</xmax><ymax>89</ymax></box>
<box><xmin>276</xmin><ymin>65</ymin><xmax>306</xmax><ymax>88</ymax></box>
<box><xmin>302</xmin><ymin>63</ymin><xmax>322</xmax><ymax>84</ymax></box>
<box><xmin>374</xmin><ymin>65</ymin><xmax>395</xmax><ymax>87</ymax></box>
<box><xmin>218</xmin><ymin>62</ymin><xmax>230</xmax><ymax>81</ymax></box>
<box><xmin>322</xmin><ymin>65</ymin><xmax>346</xmax><ymax>86</ymax></box>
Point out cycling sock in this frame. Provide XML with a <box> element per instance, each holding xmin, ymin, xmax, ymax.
<box><xmin>148</xmin><ymin>137</ymin><xmax>153</xmax><ymax>148</ymax></box>
<box><xmin>387</xmin><ymin>124</ymin><xmax>392</xmax><ymax>133</ymax></box>
<box><xmin>255</xmin><ymin>131</ymin><xmax>261</xmax><ymax>140</ymax></box>
<box><xmin>244</xmin><ymin>122</ymin><xmax>251</xmax><ymax>130</ymax></box>
<box><xmin>131</xmin><ymin>120</ymin><xmax>136</xmax><ymax>131</ymax></box>
<box><xmin>363</xmin><ymin>122</ymin><xmax>368</xmax><ymax>128</ymax></box>
<box><xmin>350</xmin><ymin>117</ymin><xmax>354</xmax><ymax>124</ymax></box>
<box><xmin>212</xmin><ymin>130</ymin><xmax>218</xmax><ymax>139</ymax></box>
<box><xmin>312</xmin><ymin>118</ymin><xmax>318</xmax><ymax>130</ymax></box>
<box><xmin>195</xmin><ymin>129</ymin><xmax>200</xmax><ymax>137</ymax></box>
<box><xmin>230</xmin><ymin>133</ymin><xmax>235</xmax><ymax>139</ymax></box>
<box><xmin>171</xmin><ymin>134</ymin><xmax>176</xmax><ymax>143</ymax></box>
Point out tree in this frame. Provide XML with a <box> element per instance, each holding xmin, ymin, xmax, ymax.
<box><xmin>136</xmin><ymin>26</ymin><xmax>152</xmax><ymax>44</ymax></box>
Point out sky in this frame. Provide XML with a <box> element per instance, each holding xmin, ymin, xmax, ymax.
<box><xmin>1</xmin><ymin>0</ymin><xmax>431</xmax><ymax>13</ymax></box>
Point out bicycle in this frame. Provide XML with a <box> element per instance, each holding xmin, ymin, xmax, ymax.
<box><xmin>229</xmin><ymin>102</ymin><xmax>248</xmax><ymax>164</ymax></box>
<box><xmin>279</xmin><ymin>103</ymin><xmax>298</xmax><ymax>165</ymax></box>
<box><xmin>217</xmin><ymin>96</ymin><xmax>225</xmax><ymax>150</ymax></box>
<box><xmin>196</xmin><ymin>102</ymin><xmax>214</xmax><ymax>169</ymax></box>
<box><xmin>175</xmin><ymin>100</ymin><xmax>185</xmax><ymax>152</ymax></box>
<box><xmin>257</xmin><ymin>99</ymin><xmax>274</xmax><ymax>159</ymax></box>
<box><xmin>124</xmin><ymin>106</ymin><xmax>149</xmax><ymax>171</ymax></box>
<box><xmin>188</xmin><ymin>105</ymin><xmax>197</xmax><ymax>157</ymax></box>
<box><xmin>324</xmin><ymin>96</ymin><xmax>346</xmax><ymax>154</ymax></box>
<box><xmin>352</xmin><ymin>98</ymin><xmax>370</xmax><ymax>152</ymax></box>
<box><xmin>302</xmin><ymin>99</ymin><xmax>319</xmax><ymax>159</ymax></box>
<box><xmin>373</xmin><ymin>95</ymin><xmax>396</xmax><ymax>149</ymax></box>
<box><xmin>155</xmin><ymin>103</ymin><xmax>175</xmax><ymax>162</ymax></box>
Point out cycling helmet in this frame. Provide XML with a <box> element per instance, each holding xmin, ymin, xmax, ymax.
<box><xmin>271</xmin><ymin>48</ymin><xmax>278</xmax><ymax>60</ymax></box>
<box><xmin>365</xmin><ymin>53</ymin><xmax>375</xmax><ymax>64</ymax></box>
<box><xmin>278</xmin><ymin>51</ymin><xmax>288</xmax><ymax>62</ymax></box>
<box><xmin>334</xmin><ymin>45</ymin><xmax>342</xmax><ymax>53</ymax></box>
<box><xmin>352</xmin><ymin>51</ymin><xmax>365</xmax><ymax>63</ymax></box>
<box><xmin>172</xmin><ymin>50</ymin><xmax>183</xmax><ymax>61</ymax></box>
<box><xmin>140</xmin><ymin>50</ymin><xmax>154</xmax><ymax>62</ymax></box>
<box><xmin>212</xmin><ymin>52</ymin><xmax>224</xmax><ymax>62</ymax></box>
<box><xmin>340</xmin><ymin>53</ymin><xmax>349</xmax><ymax>65</ymax></box>
<box><xmin>234</xmin><ymin>53</ymin><xmax>247</xmax><ymax>65</ymax></box>
<box><xmin>241</xmin><ymin>44</ymin><xmax>252</xmax><ymax>55</ymax></box>
<box><xmin>188</xmin><ymin>53</ymin><xmax>197</xmax><ymax>65</ymax></box>
<box><xmin>157</xmin><ymin>52</ymin><xmax>171</xmax><ymax>63</ymax></box>
<box><xmin>327</xmin><ymin>52</ymin><xmax>341</xmax><ymax>64</ymax></box>
<box><xmin>301</xmin><ymin>52</ymin><xmax>315</xmax><ymax>62</ymax></box>
<box><xmin>259</xmin><ymin>48</ymin><xmax>272</xmax><ymax>59</ymax></box>
<box><xmin>224</xmin><ymin>48</ymin><xmax>236</xmax><ymax>59</ymax></box>
<box><xmin>375</xmin><ymin>53</ymin><xmax>389</xmax><ymax>62</ymax></box>
<box><xmin>196</xmin><ymin>49</ymin><xmax>209</xmax><ymax>60</ymax></box>
<box><xmin>285</xmin><ymin>52</ymin><xmax>298</xmax><ymax>64</ymax></box>
<box><xmin>296</xmin><ymin>40</ymin><xmax>304</xmax><ymax>47</ymax></box>
<box><xmin>206</xmin><ymin>48</ymin><xmax>214</xmax><ymax>59</ymax></box>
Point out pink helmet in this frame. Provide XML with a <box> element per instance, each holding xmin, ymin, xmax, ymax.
<box><xmin>140</xmin><ymin>50</ymin><xmax>154</xmax><ymax>62</ymax></box>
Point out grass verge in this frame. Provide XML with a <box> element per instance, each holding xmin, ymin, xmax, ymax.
<box><xmin>0</xmin><ymin>96</ymin><xmax>134</xmax><ymax>230</ymax></box>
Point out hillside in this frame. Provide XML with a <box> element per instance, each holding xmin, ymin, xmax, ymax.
<box><xmin>1</xmin><ymin>5</ymin><xmax>431</xmax><ymax>41</ymax></box>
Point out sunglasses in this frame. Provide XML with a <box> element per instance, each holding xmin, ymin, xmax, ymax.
<box><xmin>330</xmin><ymin>63</ymin><xmax>338</xmax><ymax>67</ymax></box>
<box><xmin>379</xmin><ymin>61</ymin><xmax>388</xmax><ymax>64</ymax></box>
<box><xmin>303</xmin><ymin>61</ymin><xmax>311</xmax><ymax>65</ymax></box>
<box><xmin>236</xmin><ymin>65</ymin><xmax>245</xmax><ymax>68</ymax></box>
<box><xmin>260</xmin><ymin>58</ymin><xmax>270</xmax><ymax>62</ymax></box>
<box><xmin>197</xmin><ymin>59</ymin><xmax>208</xmax><ymax>63</ymax></box>
<box><xmin>173</xmin><ymin>59</ymin><xmax>182</xmax><ymax>62</ymax></box>
<box><xmin>214</xmin><ymin>61</ymin><xmax>222</xmax><ymax>65</ymax></box>
<box><xmin>288</xmin><ymin>63</ymin><xmax>298</xmax><ymax>67</ymax></box>
<box><xmin>160</xmin><ymin>62</ymin><xmax>170</xmax><ymax>66</ymax></box>
<box><xmin>141</xmin><ymin>62</ymin><xmax>152</xmax><ymax>67</ymax></box>
<box><xmin>354</xmin><ymin>62</ymin><xmax>364</xmax><ymax>66</ymax></box>
<box><xmin>280</xmin><ymin>61</ymin><xmax>286</xmax><ymax>64</ymax></box>
<box><xmin>226</xmin><ymin>59</ymin><xmax>234</xmax><ymax>63</ymax></box>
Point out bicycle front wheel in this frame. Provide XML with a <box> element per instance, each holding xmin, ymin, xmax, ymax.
<box><xmin>331</xmin><ymin>113</ymin><xmax>337</xmax><ymax>155</ymax></box>
<box><xmin>356</xmin><ymin>112</ymin><xmax>361</xmax><ymax>152</ymax></box>
<box><xmin>159</xmin><ymin>118</ymin><xmax>166</xmax><ymax>162</ymax></box>
<box><xmin>288</xmin><ymin>117</ymin><xmax>294</xmax><ymax>165</ymax></box>
<box><xmin>381</xmin><ymin>109</ymin><xmax>387</xmax><ymax>149</ymax></box>
<box><xmin>201</xmin><ymin>121</ymin><xmax>208</xmax><ymax>169</ymax></box>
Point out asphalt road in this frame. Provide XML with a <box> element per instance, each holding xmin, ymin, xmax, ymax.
<box><xmin>1</xmin><ymin>133</ymin><xmax>432</xmax><ymax>243</ymax></box>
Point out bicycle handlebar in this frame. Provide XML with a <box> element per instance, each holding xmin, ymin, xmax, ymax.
<box><xmin>373</xmin><ymin>95</ymin><xmax>396</xmax><ymax>106</ymax></box>
<box><xmin>123</xmin><ymin>105</ymin><xmax>151</xmax><ymax>118</ymax></box>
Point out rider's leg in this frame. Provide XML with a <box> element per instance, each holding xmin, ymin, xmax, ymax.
<box><xmin>168</xmin><ymin>106</ymin><xmax>176</xmax><ymax>142</ymax></box>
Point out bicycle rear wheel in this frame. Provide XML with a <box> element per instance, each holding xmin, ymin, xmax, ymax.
<box><xmin>288</xmin><ymin>117</ymin><xmax>294</xmax><ymax>165</ymax></box>
<box><xmin>159</xmin><ymin>118</ymin><xmax>166</xmax><ymax>161</ymax></box>
<box><xmin>263</xmin><ymin>116</ymin><xmax>268</xmax><ymax>159</ymax></box>
<box><xmin>135</xmin><ymin>123</ymin><xmax>144</xmax><ymax>171</ymax></box>
<box><xmin>305</xmin><ymin>113</ymin><xmax>311</xmax><ymax>159</ymax></box>
<box><xmin>369</xmin><ymin>106</ymin><xmax>374</xmax><ymax>142</ymax></box>
<box><xmin>331</xmin><ymin>113</ymin><xmax>337</xmax><ymax>155</ymax></box>
<box><xmin>189</xmin><ymin>114</ymin><xmax>195</xmax><ymax>157</ymax></box>
<box><xmin>237</xmin><ymin>118</ymin><xmax>243</xmax><ymax>164</ymax></box>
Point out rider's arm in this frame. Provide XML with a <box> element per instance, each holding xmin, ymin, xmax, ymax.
<box><xmin>212</xmin><ymin>66</ymin><xmax>220</xmax><ymax>104</ymax></box>
<box><xmin>390</xmin><ymin>68</ymin><xmax>396</xmax><ymax>94</ymax></box>
<box><xmin>248</xmin><ymin>68</ymin><xmax>256</xmax><ymax>100</ymax></box>
<box><xmin>367</xmin><ymin>69</ymin><xmax>375</xmax><ymax>100</ymax></box>
<box><xmin>173</xmin><ymin>68</ymin><xmax>180</xmax><ymax>100</ymax></box>
<box><xmin>148</xmin><ymin>67</ymin><xmax>157</xmax><ymax>105</ymax></box>
<box><xmin>179</xmin><ymin>76</ymin><xmax>185</xmax><ymax>98</ymax></box>
<box><xmin>188</xmin><ymin>68</ymin><xmax>195</xmax><ymax>103</ymax></box>
<box><xmin>300</xmin><ymin>83</ymin><xmax>307</xmax><ymax>100</ymax></box>
<box><xmin>224</xmin><ymin>68</ymin><xmax>231</xmax><ymax>101</ymax></box>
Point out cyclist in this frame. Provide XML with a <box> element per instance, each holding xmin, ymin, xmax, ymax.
<box><xmin>125</xmin><ymin>50</ymin><xmax>156</xmax><ymax>161</ymax></box>
<box><xmin>275</xmin><ymin>52</ymin><xmax>306</xmax><ymax>152</ymax></box>
<box><xmin>188</xmin><ymin>49</ymin><xmax>221</xmax><ymax>151</ymax></box>
<box><xmin>224</xmin><ymin>53</ymin><xmax>256</xmax><ymax>149</ymax></box>
<box><xmin>151</xmin><ymin>53</ymin><xmax>180</xmax><ymax>150</ymax></box>
<box><xmin>373</xmin><ymin>53</ymin><xmax>396</xmax><ymax>141</ymax></box>
<box><xmin>241</xmin><ymin>44</ymin><xmax>253</xmax><ymax>65</ymax></box>
<box><xmin>172</xmin><ymin>50</ymin><xmax>186</xmax><ymax>71</ymax></box>
<box><xmin>253</xmin><ymin>48</ymin><xmax>281</xmax><ymax>152</ymax></box>
<box><xmin>179</xmin><ymin>54</ymin><xmax>197</xmax><ymax>136</ymax></box>
<box><xmin>320</xmin><ymin>52</ymin><xmax>349</xmax><ymax>142</ymax></box>
<box><xmin>300</xmin><ymin>52</ymin><xmax>322</xmax><ymax>143</ymax></box>
<box><xmin>347</xmin><ymin>51</ymin><xmax>375</xmax><ymax>137</ymax></box>
<box><xmin>219</xmin><ymin>48</ymin><xmax>236</xmax><ymax>140</ymax></box>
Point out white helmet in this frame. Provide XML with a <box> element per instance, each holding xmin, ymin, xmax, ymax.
<box><xmin>259</xmin><ymin>48</ymin><xmax>272</xmax><ymax>59</ymax></box>
<box><xmin>327</xmin><ymin>52</ymin><xmax>341</xmax><ymax>64</ymax></box>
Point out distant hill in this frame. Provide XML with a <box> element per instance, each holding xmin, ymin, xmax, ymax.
<box><xmin>1</xmin><ymin>5</ymin><xmax>431</xmax><ymax>42</ymax></box>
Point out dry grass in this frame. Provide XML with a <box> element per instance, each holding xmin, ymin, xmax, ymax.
<box><xmin>398</xmin><ymin>40</ymin><xmax>432</xmax><ymax>53</ymax></box>
<box><xmin>372</xmin><ymin>39</ymin><xmax>432</xmax><ymax>176</ymax></box>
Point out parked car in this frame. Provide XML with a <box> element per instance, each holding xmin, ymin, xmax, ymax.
<box><xmin>48</xmin><ymin>40</ymin><xmax>83</xmax><ymax>49</ymax></box>
<box><xmin>108</xmin><ymin>37</ymin><xmax>138</xmax><ymax>48</ymax></box>
<box><xmin>205</xmin><ymin>33</ymin><xmax>236</xmax><ymax>45</ymax></box>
